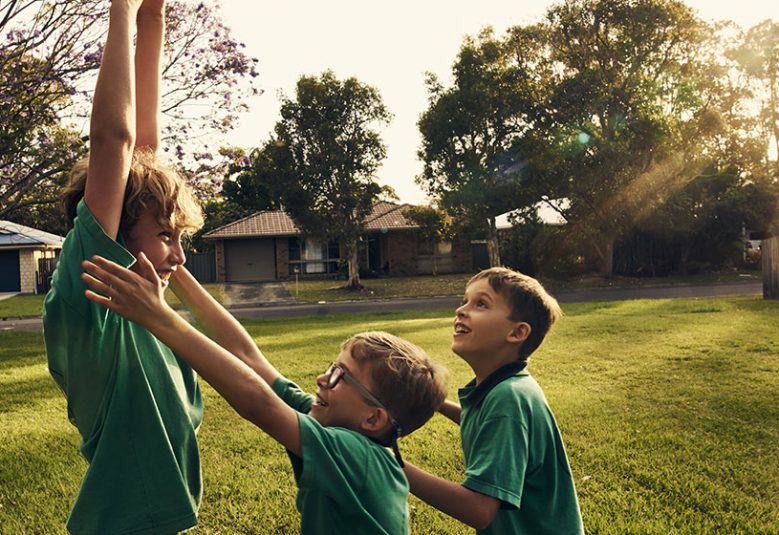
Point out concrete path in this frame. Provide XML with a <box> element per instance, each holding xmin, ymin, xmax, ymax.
<box><xmin>0</xmin><ymin>292</ymin><xmax>19</xmax><ymax>302</ymax></box>
<box><xmin>223</xmin><ymin>282</ymin><xmax>294</xmax><ymax>307</ymax></box>
<box><xmin>0</xmin><ymin>280</ymin><xmax>762</xmax><ymax>332</ymax></box>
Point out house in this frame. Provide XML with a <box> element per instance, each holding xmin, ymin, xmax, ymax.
<box><xmin>0</xmin><ymin>221</ymin><xmax>64</xmax><ymax>293</ymax></box>
<box><xmin>202</xmin><ymin>202</ymin><xmax>473</xmax><ymax>282</ymax></box>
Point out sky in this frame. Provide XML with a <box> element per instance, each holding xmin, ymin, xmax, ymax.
<box><xmin>219</xmin><ymin>0</ymin><xmax>779</xmax><ymax>205</ymax></box>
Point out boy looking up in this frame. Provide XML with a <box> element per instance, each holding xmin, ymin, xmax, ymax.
<box><xmin>43</xmin><ymin>1</ymin><xmax>204</xmax><ymax>533</ymax></box>
<box><xmin>80</xmin><ymin>254</ymin><xmax>448</xmax><ymax>534</ymax></box>
<box><xmin>403</xmin><ymin>267</ymin><xmax>584</xmax><ymax>534</ymax></box>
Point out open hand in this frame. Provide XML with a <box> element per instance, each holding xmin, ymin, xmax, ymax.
<box><xmin>82</xmin><ymin>253</ymin><xmax>174</xmax><ymax>329</ymax></box>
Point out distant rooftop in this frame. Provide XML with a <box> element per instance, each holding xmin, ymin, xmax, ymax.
<box><xmin>203</xmin><ymin>201</ymin><xmax>418</xmax><ymax>239</ymax></box>
<box><xmin>0</xmin><ymin>221</ymin><xmax>65</xmax><ymax>248</ymax></box>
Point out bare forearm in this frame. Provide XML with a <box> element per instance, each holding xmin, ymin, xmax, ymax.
<box><xmin>439</xmin><ymin>399</ymin><xmax>462</xmax><ymax>424</ymax></box>
<box><xmin>170</xmin><ymin>268</ymin><xmax>280</xmax><ymax>384</ymax></box>
<box><xmin>134</xmin><ymin>9</ymin><xmax>164</xmax><ymax>151</ymax></box>
<box><xmin>85</xmin><ymin>2</ymin><xmax>139</xmax><ymax>239</ymax></box>
<box><xmin>91</xmin><ymin>3</ymin><xmax>137</xmax><ymax>146</ymax></box>
<box><xmin>404</xmin><ymin>462</ymin><xmax>498</xmax><ymax>530</ymax></box>
<box><xmin>155</xmin><ymin>307</ymin><xmax>275</xmax><ymax>419</ymax></box>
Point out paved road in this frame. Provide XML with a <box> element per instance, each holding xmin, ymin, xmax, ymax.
<box><xmin>0</xmin><ymin>280</ymin><xmax>763</xmax><ymax>332</ymax></box>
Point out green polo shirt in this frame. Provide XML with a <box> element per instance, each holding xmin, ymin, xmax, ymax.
<box><xmin>272</xmin><ymin>376</ymin><xmax>410</xmax><ymax>535</ymax></box>
<box><xmin>459</xmin><ymin>367</ymin><xmax>583</xmax><ymax>535</ymax></box>
<box><xmin>43</xmin><ymin>200</ymin><xmax>202</xmax><ymax>535</ymax></box>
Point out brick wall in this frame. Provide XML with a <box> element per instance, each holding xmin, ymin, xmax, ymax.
<box><xmin>451</xmin><ymin>235</ymin><xmax>472</xmax><ymax>273</ymax></box>
<box><xmin>18</xmin><ymin>249</ymin><xmax>36</xmax><ymax>293</ymax></box>
<box><xmin>386</xmin><ymin>231</ymin><xmax>418</xmax><ymax>276</ymax></box>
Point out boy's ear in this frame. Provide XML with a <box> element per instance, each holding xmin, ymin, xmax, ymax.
<box><xmin>507</xmin><ymin>322</ymin><xmax>531</xmax><ymax>345</ymax></box>
<box><xmin>361</xmin><ymin>407</ymin><xmax>391</xmax><ymax>435</ymax></box>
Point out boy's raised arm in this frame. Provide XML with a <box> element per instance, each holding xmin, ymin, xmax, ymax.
<box><xmin>169</xmin><ymin>267</ymin><xmax>281</xmax><ymax>385</ymax></box>
<box><xmin>134</xmin><ymin>0</ymin><xmax>165</xmax><ymax>152</ymax></box>
<box><xmin>81</xmin><ymin>255</ymin><xmax>301</xmax><ymax>456</ymax></box>
<box><xmin>403</xmin><ymin>462</ymin><xmax>501</xmax><ymax>530</ymax></box>
<box><xmin>85</xmin><ymin>0</ymin><xmax>143</xmax><ymax>239</ymax></box>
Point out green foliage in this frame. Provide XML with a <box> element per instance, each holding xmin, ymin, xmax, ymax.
<box><xmin>2</xmin><ymin>297</ymin><xmax>779</xmax><ymax>533</ymax></box>
<box><xmin>0</xmin><ymin>0</ymin><xmax>258</xmax><ymax>233</ymax></box>
<box><xmin>418</xmin><ymin>27</ymin><xmax>548</xmax><ymax>267</ymax></box>
<box><xmin>254</xmin><ymin>71</ymin><xmax>393</xmax><ymax>288</ymax></box>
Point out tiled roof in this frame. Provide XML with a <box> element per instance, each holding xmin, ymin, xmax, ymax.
<box><xmin>0</xmin><ymin>221</ymin><xmax>65</xmax><ymax>248</ymax></box>
<box><xmin>203</xmin><ymin>202</ymin><xmax>419</xmax><ymax>239</ymax></box>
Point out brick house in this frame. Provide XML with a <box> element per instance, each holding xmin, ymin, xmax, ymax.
<box><xmin>202</xmin><ymin>202</ymin><xmax>473</xmax><ymax>282</ymax></box>
<box><xmin>0</xmin><ymin>221</ymin><xmax>64</xmax><ymax>293</ymax></box>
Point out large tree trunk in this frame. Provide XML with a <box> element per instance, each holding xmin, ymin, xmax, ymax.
<box><xmin>487</xmin><ymin>218</ymin><xmax>501</xmax><ymax>267</ymax></box>
<box><xmin>597</xmin><ymin>238</ymin><xmax>615</xmax><ymax>278</ymax></box>
<box><xmin>346</xmin><ymin>241</ymin><xmax>362</xmax><ymax>290</ymax></box>
<box><xmin>763</xmin><ymin>235</ymin><xmax>779</xmax><ymax>299</ymax></box>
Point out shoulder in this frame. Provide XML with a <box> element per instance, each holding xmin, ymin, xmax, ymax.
<box><xmin>482</xmin><ymin>373</ymin><xmax>546</xmax><ymax>413</ymax></box>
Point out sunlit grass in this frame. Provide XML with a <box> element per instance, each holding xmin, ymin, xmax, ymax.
<box><xmin>1</xmin><ymin>296</ymin><xmax>778</xmax><ymax>533</ymax></box>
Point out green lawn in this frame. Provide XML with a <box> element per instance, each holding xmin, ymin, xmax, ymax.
<box><xmin>0</xmin><ymin>284</ymin><xmax>225</xmax><ymax>319</ymax></box>
<box><xmin>284</xmin><ymin>270</ymin><xmax>761</xmax><ymax>303</ymax></box>
<box><xmin>1</xmin><ymin>296</ymin><xmax>778</xmax><ymax>533</ymax></box>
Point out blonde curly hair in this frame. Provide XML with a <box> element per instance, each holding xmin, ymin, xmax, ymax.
<box><xmin>62</xmin><ymin>149</ymin><xmax>203</xmax><ymax>237</ymax></box>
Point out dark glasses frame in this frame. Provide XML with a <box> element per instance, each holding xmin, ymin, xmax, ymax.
<box><xmin>325</xmin><ymin>362</ymin><xmax>389</xmax><ymax>412</ymax></box>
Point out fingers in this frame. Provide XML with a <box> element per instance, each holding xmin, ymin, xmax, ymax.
<box><xmin>85</xmin><ymin>288</ymin><xmax>115</xmax><ymax>310</ymax></box>
<box><xmin>81</xmin><ymin>258</ymin><xmax>128</xmax><ymax>290</ymax></box>
<box><xmin>136</xmin><ymin>252</ymin><xmax>161</xmax><ymax>284</ymax></box>
<box><xmin>81</xmin><ymin>271</ymin><xmax>114</xmax><ymax>298</ymax></box>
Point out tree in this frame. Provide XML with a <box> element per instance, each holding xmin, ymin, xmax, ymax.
<box><xmin>0</xmin><ymin>0</ymin><xmax>258</xmax><ymax>233</ymax></box>
<box><xmin>402</xmin><ymin>205</ymin><xmax>453</xmax><ymax>276</ymax></box>
<box><xmin>261</xmin><ymin>71</ymin><xmax>393</xmax><ymax>289</ymax></box>
<box><xmin>417</xmin><ymin>27</ymin><xmax>549</xmax><ymax>267</ymax></box>
<box><xmin>524</xmin><ymin>0</ymin><xmax>726</xmax><ymax>276</ymax></box>
<box><xmin>731</xmin><ymin>20</ymin><xmax>779</xmax><ymax>298</ymax></box>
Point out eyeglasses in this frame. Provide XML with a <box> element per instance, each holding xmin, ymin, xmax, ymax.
<box><xmin>323</xmin><ymin>361</ymin><xmax>406</xmax><ymax>467</ymax></box>
<box><xmin>324</xmin><ymin>362</ymin><xmax>389</xmax><ymax>412</ymax></box>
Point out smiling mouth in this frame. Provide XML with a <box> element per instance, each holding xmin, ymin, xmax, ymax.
<box><xmin>453</xmin><ymin>322</ymin><xmax>471</xmax><ymax>335</ymax></box>
<box><xmin>314</xmin><ymin>394</ymin><xmax>328</xmax><ymax>407</ymax></box>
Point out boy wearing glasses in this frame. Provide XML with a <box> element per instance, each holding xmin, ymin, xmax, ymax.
<box><xmin>402</xmin><ymin>267</ymin><xmax>583</xmax><ymax>534</ymax></box>
<box><xmin>79</xmin><ymin>254</ymin><xmax>448</xmax><ymax>534</ymax></box>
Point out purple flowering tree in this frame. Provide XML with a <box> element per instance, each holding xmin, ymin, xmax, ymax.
<box><xmin>0</xmin><ymin>0</ymin><xmax>258</xmax><ymax>233</ymax></box>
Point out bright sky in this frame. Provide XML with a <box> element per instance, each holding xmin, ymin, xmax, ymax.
<box><xmin>219</xmin><ymin>0</ymin><xmax>778</xmax><ymax>205</ymax></box>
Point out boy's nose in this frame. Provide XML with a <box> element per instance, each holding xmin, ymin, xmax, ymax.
<box><xmin>170</xmin><ymin>240</ymin><xmax>186</xmax><ymax>265</ymax></box>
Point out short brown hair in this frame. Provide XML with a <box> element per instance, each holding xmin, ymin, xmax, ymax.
<box><xmin>342</xmin><ymin>331</ymin><xmax>447</xmax><ymax>438</ymax></box>
<box><xmin>62</xmin><ymin>149</ymin><xmax>203</xmax><ymax>236</ymax></box>
<box><xmin>469</xmin><ymin>267</ymin><xmax>562</xmax><ymax>360</ymax></box>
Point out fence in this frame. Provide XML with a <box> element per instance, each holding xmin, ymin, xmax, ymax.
<box><xmin>36</xmin><ymin>257</ymin><xmax>58</xmax><ymax>294</ymax></box>
<box><xmin>186</xmin><ymin>251</ymin><xmax>216</xmax><ymax>283</ymax></box>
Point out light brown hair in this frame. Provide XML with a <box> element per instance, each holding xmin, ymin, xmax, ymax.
<box><xmin>342</xmin><ymin>331</ymin><xmax>447</xmax><ymax>438</ymax></box>
<box><xmin>61</xmin><ymin>149</ymin><xmax>203</xmax><ymax>236</ymax></box>
<box><xmin>469</xmin><ymin>267</ymin><xmax>562</xmax><ymax>360</ymax></box>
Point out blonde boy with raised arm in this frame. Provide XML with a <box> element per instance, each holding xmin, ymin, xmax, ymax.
<box><xmin>43</xmin><ymin>1</ymin><xmax>204</xmax><ymax>533</ymax></box>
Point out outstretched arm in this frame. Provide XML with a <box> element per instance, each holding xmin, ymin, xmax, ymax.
<box><xmin>403</xmin><ymin>462</ymin><xmax>500</xmax><ymax>530</ymax></box>
<box><xmin>81</xmin><ymin>254</ymin><xmax>301</xmax><ymax>456</ymax></box>
<box><xmin>439</xmin><ymin>399</ymin><xmax>462</xmax><ymax>425</ymax></box>
<box><xmin>169</xmin><ymin>267</ymin><xmax>281</xmax><ymax>385</ymax></box>
<box><xmin>134</xmin><ymin>0</ymin><xmax>165</xmax><ymax>151</ymax></box>
<box><xmin>85</xmin><ymin>0</ymin><xmax>143</xmax><ymax>239</ymax></box>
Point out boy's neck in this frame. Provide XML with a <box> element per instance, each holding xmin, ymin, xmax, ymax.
<box><xmin>465</xmin><ymin>351</ymin><xmax>524</xmax><ymax>385</ymax></box>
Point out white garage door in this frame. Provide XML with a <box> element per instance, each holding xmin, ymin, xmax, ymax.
<box><xmin>225</xmin><ymin>239</ymin><xmax>276</xmax><ymax>281</ymax></box>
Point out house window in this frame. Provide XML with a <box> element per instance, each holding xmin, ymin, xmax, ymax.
<box><xmin>288</xmin><ymin>238</ymin><xmax>340</xmax><ymax>275</ymax></box>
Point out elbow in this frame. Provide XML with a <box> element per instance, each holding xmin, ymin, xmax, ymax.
<box><xmin>90</xmin><ymin>126</ymin><xmax>136</xmax><ymax>153</ymax></box>
<box><xmin>471</xmin><ymin>512</ymin><xmax>496</xmax><ymax>531</ymax></box>
<box><xmin>468</xmin><ymin>503</ymin><xmax>498</xmax><ymax>530</ymax></box>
